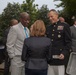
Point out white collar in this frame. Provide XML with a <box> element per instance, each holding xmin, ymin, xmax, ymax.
<box><xmin>20</xmin><ymin>22</ymin><xmax>27</xmax><ymax>29</ymax></box>
<box><xmin>74</xmin><ymin>25</ymin><xmax>76</xmax><ymax>27</ymax></box>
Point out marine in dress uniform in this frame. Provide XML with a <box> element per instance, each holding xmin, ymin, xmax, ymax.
<box><xmin>46</xmin><ymin>9</ymin><xmax>72</xmax><ymax>75</ymax></box>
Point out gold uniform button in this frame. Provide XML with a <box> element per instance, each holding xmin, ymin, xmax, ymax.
<box><xmin>51</xmin><ymin>39</ymin><xmax>53</xmax><ymax>41</ymax></box>
<box><xmin>56</xmin><ymin>23</ymin><xmax>57</xmax><ymax>24</ymax></box>
<box><xmin>54</xmin><ymin>25</ymin><xmax>56</xmax><ymax>27</ymax></box>
<box><xmin>59</xmin><ymin>32</ymin><xmax>61</xmax><ymax>33</ymax></box>
<box><xmin>60</xmin><ymin>49</ymin><xmax>62</xmax><ymax>51</ymax></box>
<box><xmin>53</xmin><ymin>29</ymin><xmax>55</xmax><ymax>31</ymax></box>
<box><xmin>70</xmin><ymin>49</ymin><xmax>72</xmax><ymax>52</ymax></box>
<box><xmin>52</xmin><ymin>34</ymin><xmax>54</xmax><ymax>36</ymax></box>
<box><xmin>58</xmin><ymin>35</ymin><xmax>61</xmax><ymax>38</ymax></box>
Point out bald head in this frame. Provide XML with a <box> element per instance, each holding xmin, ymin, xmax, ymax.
<box><xmin>20</xmin><ymin>12</ymin><xmax>29</xmax><ymax>19</ymax></box>
<box><xmin>20</xmin><ymin>12</ymin><xmax>30</xmax><ymax>27</ymax></box>
<box><xmin>59</xmin><ymin>17</ymin><xmax>65</xmax><ymax>22</ymax></box>
<box><xmin>10</xmin><ymin>19</ymin><xmax>18</xmax><ymax>26</ymax></box>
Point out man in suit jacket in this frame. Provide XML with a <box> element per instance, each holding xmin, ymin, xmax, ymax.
<box><xmin>3</xmin><ymin>19</ymin><xmax>18</xmax><ymax>75</ymax></box>
<box><xmin>6</xmin><ymin>12</ymin><xmax>30</xmax><ymax>75</ymax></box>
<box><xmin>70</xmin><ymin>19</ymin><xmax>76</xmax><ymax>52</ymax></box>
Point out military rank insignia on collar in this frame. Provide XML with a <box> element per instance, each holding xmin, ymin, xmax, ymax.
<box><xmin>57</xmin><ymin>26</ymin><xmax>64</xmax><ymax>30</ymax></box>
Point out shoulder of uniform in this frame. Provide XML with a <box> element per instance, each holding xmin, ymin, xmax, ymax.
<box><xmin>46</xmin><ymin>24</ymin><xmax>51</xmax><ymax>27</ymax></box>
<box><xmin>70</xmin><ymin>26</ymin><xmax>73</xmax><ymax>28</ymax></box>
<box><xmin>70</xmin><ymin>26</ymin><xmax>72</xmax><ymax>28</ymax></box>
<box><xmin>60</xmin><ymin>22</ymin><xmax>70</xmax><ymax>27</ymax></box>
<box><xmin>46</xmin><ymin>25</ymin><xmax>51</xmax><ymax>29</ymax></box>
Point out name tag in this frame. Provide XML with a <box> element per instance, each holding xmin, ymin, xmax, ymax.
<box><xmin>52</xmin><ymin>55</ymin><xmax>60</xmax><ymax>59</ymax></box>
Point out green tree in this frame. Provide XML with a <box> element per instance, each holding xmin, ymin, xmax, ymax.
<box><xmin>37</xmin><ymin>5</ymin><xmax>50</xmax><ymax>26</ymax></box>
<box><xmin>54</xmin><ymin>0</ymin><xmax>76</xmax><ymax>25</ymax></box>
<box><xmin>21</xmin><ymin>0</ymin><xmax>38</xmax><ymax>27</ymax></box>
<box><xmin>0</xmin><ymin>2</ymin><xmax>22</xmax><ymax>36</ymax></box>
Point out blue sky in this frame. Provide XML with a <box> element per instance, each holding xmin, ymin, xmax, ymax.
<box><xmin>0</xmin><ymin>0</ymin><xmax>62</xmax><ymax>14</ymax></box>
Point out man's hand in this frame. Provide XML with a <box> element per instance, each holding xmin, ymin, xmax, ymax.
<box><xmin>59</xmin><ymin>54</ymin><xmax>64</xmax><ymax>60</ymax></box>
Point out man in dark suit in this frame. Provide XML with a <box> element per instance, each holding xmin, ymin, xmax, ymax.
<box><xmin>70</xmin><ymin>19</ymin><xmax>76</xmax><ymax>52</ymax></box>
<box><xmin>46</xmin><ymin>9</ymin><xmax>72</xmax><ymax>75</ymax></box>
<box><xmin>3</xmin><ymin>19</ymin><xmax>18</xmax><ymax>75</ymax></box>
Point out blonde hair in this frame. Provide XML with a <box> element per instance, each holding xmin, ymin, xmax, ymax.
<box><xmin>30</xmin><ymin>20</ymin><xmax>46</xmax><ymax>37</ymax></box>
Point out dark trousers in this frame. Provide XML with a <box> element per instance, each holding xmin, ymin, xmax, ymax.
<box><xmin>25</xmin><ymin>68</ymin><xmax>47</xmax><ymax>75</ymax></box>
<box><xmin>4</xmin><ymin>53</ymin><xmax>10</xmax><ymax>75</ymax></box>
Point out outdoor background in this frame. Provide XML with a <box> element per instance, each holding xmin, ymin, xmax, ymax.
<box><xmin>0</xmin><ymin>0</ymin><xmax>76</xmax><ymax>74</ymax></box>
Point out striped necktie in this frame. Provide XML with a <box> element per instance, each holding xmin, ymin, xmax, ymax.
<box><xmin>24</xmin><ymin>27</ymin><xmax>29</xmax><ymax>38</ymax></box>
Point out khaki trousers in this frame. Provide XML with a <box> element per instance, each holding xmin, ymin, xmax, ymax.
<box><xmin>10</xmin><ymin>56</ymin><xmax>25</xmax><ymax>75</ymax></box>
<box><xmin>48</xmin><ymin>65</ymin><xmax>65</xmax><ymax>75</ymax></box>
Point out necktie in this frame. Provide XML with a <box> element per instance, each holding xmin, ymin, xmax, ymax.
<box><xmin>24</xmin><ymin>27</ymin><xmax>28</xmax><ymax>38</ymax></box>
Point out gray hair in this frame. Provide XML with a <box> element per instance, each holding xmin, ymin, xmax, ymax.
<box><xmin>49</xmin><ymin>9</ymin><xmax>58</xmax><ymax>15</ymax></box>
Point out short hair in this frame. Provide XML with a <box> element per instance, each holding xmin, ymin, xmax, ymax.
<box><xmin>47</xmin><ymin>9</ymin><xmax>58</xmax><ymax>17</ymax></box>
<box><xmin>10</xmin><ymin>19</ymin><xmax>18</xmax><ymax>26</ymax></box>
<box><xmin>49</xmin><ymin>9</ymin><xmax>58</xmax><ymax>14</ymax></box>
<box><xmin>20</xmin><ymin>12</ymin><xmax>29</xmax><ymax>18</ymax></box>
<box><xmin>30</xmin><ymin>20</ymin><xmax>46</xmax><ymax>37</ymax></box>
<box><xmin>59</xmin><ymin>17</ymin><xmax>65</xmax><ymax>22</ymax></box>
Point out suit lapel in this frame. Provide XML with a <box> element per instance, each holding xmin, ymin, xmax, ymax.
<box><xmin>18</xmin><ymin>22</ymin><xmax>26</xmax><ymax>39</ymax></box>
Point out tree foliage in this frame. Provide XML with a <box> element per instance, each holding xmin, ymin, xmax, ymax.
<box><xmin>0</xmin><ymin>0</ymin><xmax>50</xmax><ymax>38</ymax></box>
<box><xmin>21</xmin><ymin>0</ymin><xmax>38</xmax><ymax>27</ymax></box>
<box><xmin>54</xmin><ymin>0</ymin><xmax>76</xmax><ymax>25</ymax></box>
<box><xmin>37</xmin><ymin>5</ymin><xmax>50</xmax><ymax>26</ymax></box>
<box><xmin>0</xmin><ymin>2</ymin><xmax>22</xmax><ymax>36</ymax></box>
